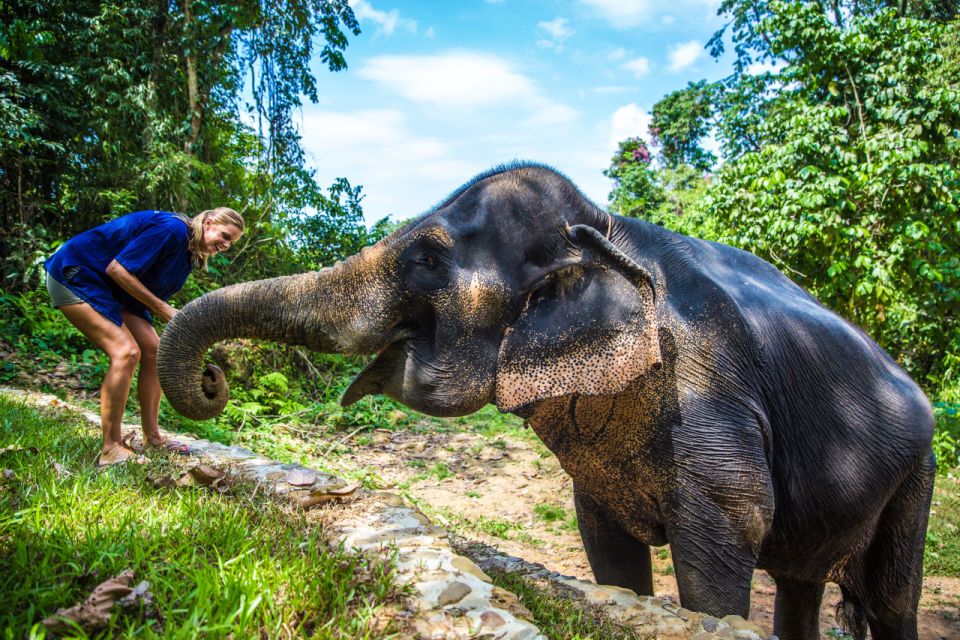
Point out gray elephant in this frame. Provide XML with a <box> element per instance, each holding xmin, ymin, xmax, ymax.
<box><xmin>158</xmin><ymin>164</ymin><xmax>934</xmax><ymax>640</ymax></box>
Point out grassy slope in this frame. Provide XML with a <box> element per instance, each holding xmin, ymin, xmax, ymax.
<box><xmin>0</xmin><ymin>397</ymin><xmax>404</xmax><ymax>639</ymax></box>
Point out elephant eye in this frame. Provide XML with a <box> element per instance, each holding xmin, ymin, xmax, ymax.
<box><xmin>418</xmin><ymin>252</ymin><xmax>438</xmax><ymax>268</ymax></box>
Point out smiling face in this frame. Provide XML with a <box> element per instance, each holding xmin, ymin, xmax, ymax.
<box><xmin>201</xmin><ymin>220</ymin><xmax>243</xmax><ymax>255</ymax></box>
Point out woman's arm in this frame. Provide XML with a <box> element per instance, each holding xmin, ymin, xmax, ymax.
<box><xmin>105</xmin><ymin>259</ymin><xmax>177</xmax><ymax>322</ymax></box>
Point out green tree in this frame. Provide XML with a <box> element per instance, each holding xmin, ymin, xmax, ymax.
<box><xmin>0</xmin><ymin>0</ymin><xmax>361</xmax><ymax>291</ymax></box>
<box><xmin>649</xmin><ymin>80</ymin><xmax>718</xmax><ymax>171</ymax></box>
<box><xmin>293</xmin><ymin>177</ymin><xmax>393</xmax><ymax>270</ymax></box>
<box><xmin>603</xmin><ymin>138</ymin><xmax>663</xmax><ymax>219</ymax></box>
<box><xmin>696</xmin><ymin>3</ymin><xmax>960</xmax><ymax>386</ymax></box>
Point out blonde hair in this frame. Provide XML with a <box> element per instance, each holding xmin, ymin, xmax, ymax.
<box><xmin>179</xmin><ymin>207</ymin><xmax>245</xmax><ymax>271</ymax></box>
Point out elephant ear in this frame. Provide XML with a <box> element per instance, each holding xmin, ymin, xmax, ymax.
<box><xmin>495</xmin><ymin>224</ymin><xmax>661</xmax><ymax>414</ymax></box>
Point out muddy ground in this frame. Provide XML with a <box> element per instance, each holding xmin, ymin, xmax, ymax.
<box><xmin>311</xmin><ymin>420</ymin><xmax>960</xmax><ymax>640</ymax></box>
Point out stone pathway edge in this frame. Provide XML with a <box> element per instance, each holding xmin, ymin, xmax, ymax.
<box><xmin>1</xmin><ymin>388</ymin><xmax>769</xmax><ymax>640</ymax></box>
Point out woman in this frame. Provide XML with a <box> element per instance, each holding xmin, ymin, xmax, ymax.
<box><xmin>44</xmin><ymin>207</ymin><xmax>245</xmax><ymax>467</ymax></box>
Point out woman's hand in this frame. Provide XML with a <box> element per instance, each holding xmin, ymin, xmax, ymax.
<box><xmin>156</xmin><ymin>302</ymin><xmax>178</xmax><ymax>323</ymax></box>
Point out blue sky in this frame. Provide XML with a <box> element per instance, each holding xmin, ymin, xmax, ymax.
<box><xmin>298</xmin><ymin>0</ymin><xmax>735</xmax><ymax>224</ymax></box>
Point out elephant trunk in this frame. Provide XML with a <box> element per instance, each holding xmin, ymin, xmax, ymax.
<box><xmin>158</xmin><ymin>257</ymin><xmax>393</xmax><ymax>420</ymax></box>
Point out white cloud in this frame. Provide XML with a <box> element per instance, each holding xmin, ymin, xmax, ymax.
<box><xmin>300</xmin><ymin>109</ymin><xmax>446</xmax><ymax>161</ymax></box>
<box><xmin>579</xmin><ymin>0</ymin><xmax>651</xmax><ymax>28</ymax></box>
<box><xmin>358</xmin><ymin>51</ymin><xmax>576</xmax><ymax>124</ymax></box>
<box><xmin>608</xmin><ymin>47</ymin><xmax>627</xmax><ymax>61</ymax></box>
<box><xmin>538</xmin><ymin>17</ymin><xmax>574</xmax><ymax>41</ymax></box>
<box><xmin>668</xmin><ymin>40</ymin><xmax>704</xmax><ymax>71</ymax></box>
<box><xmin>746</xmin><ymin>60</ymin><xmax>784</xmax><ymax>75</ymax></box>
<box><xmin>298</xmin><ymin>108</ymin><xmax>474</xmax><ymax>219</ymax></box>
<box><xmin>661</xmin><ymin>14</ymin><xmax>676</xmax><ymax>24</ymax></box>
<box><xmin>360</xmin><ymin>53</ymin><xmax>534</xmax><ymax>107</ymax></box>
<box><xmin>589</xmin><ymin>85</ymin><xmax>632</xmax><ymax>94</ymax></box>
<box><xmin>537</xmin><ymin>17</ymin><xmax>574</xmax><ymax>51</ymax></box>
<box><xmin>349</xmin><ymin>0</ymin><xmax>417</xmax><ymax>36</ymax></box>
<box><xmin>525</xmin><ymin>103</ymin><xmax>580</xmax><ymax>127</ymax></box>
<box><xmin>608</xmin><ymin>103</ymin><xmax>652</xmax><ymax>150</ymax></box>
<box><xmin>622</xmin><ymin>57</ymin><xmax>651</xmax><ymax>77</ymax></box>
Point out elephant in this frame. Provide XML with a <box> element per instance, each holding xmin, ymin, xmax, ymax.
<box><xmin>158</xmin><ymin>163</ymin><xmax>934</xmax><ymax>640</ymax></box>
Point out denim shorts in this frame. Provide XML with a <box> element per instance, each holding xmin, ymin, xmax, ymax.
<box><xmin>46</xmin><ymin>267</ymin><xmax>84</xmax><ymax>308</ymax></box>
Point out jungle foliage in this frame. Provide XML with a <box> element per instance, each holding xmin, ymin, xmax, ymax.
<box><xmin>0</xmin><ymin>0</ymin><xmax>383</xmax><ymax>292</ymax></box>
<box><xmin>606</xmin><ymin>2</ymin><xmax>960</xmax><ymax>461</ymax></box>
<box><xmin>0</xmin><ymin>1</ymin><xmax>957</xmax><ymax>470</ymax></box>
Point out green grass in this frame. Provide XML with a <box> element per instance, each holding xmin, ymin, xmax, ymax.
<box><xmin>0</xmin><ymin>397</ymin><xmax>405</xmax><ymax>639</ymax></box>
<box><xmin>533</xmin><ymin>503</ymin><xmax>579</xmax><ymax>532</ymax></box>
<box><xmin>487</xmin><ymin>570</ymin><xmax>650</xmax><ymax>640</ymax></box>
<box><xmin>925</xmin><ymin>472</ymin><xmax>960</xmax><ymax>575</ymax></box>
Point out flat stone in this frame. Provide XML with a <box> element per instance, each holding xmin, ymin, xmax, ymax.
<box><xmin>436</xmin><ymin>581</ymin><xmax>471</xmax><ymax>606</ymax></box>
<box><xmin>500</xmin><ymin>627</ymin><xmax>541</xmax><ymax>640</ymax></box>
<box><xmin>478</xmin><ymin>610</ymin><xmax>507</xmax><ymax>630</ymax></box>
<box><xmin>722</xmin><ymin>615</ymin><xmax>766</xmax><ymax>636</ymax></box>
<box><xmin>226</xmin><ymin>446</ymin><xmax>258</xmax><ymax>459</ymax></box>
<box><xmin>702</xmin><ymin>616</ymin><xmax>720</xmax><ymax>632</ymax></box>
<box><xmin>451</xmin><ymin>555</ymin><xmax>491</xmax><ymax>583</ymax></box>
<box><xmin>377</xmin><ymin>492</ymin><xmax>406</xmax><ymax>507</ymax></box>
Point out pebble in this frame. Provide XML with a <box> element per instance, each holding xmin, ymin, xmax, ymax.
<box><xmin>436</xmin><ymin>581</ymin><xmax>472</xmax><ymax>606</ymax></box>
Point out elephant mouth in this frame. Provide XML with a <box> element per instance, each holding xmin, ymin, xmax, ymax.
<box><xmin>341</xmin><ymin>324</ymin><xmax>415</xmax><ymax>407</ymax></box>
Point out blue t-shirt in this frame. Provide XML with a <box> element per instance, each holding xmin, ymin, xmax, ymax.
<box><xmin>44</xmin><ymin>210</ymin><xmax>193</xmax><ymax>325</ymax></box>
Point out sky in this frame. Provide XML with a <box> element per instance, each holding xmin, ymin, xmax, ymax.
<box><xmin>298</xmin><ymin>0</ymin><xmax>736</xmax><ymax>225</ymax></box>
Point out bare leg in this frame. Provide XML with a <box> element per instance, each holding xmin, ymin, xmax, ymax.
<box><xmin>57</xmin><ymin>302</ymin><xmax>141</xmax><ymax>464</ymax></box>
<box><xmin>121</xmin><ymin>312</ymin><xmax>162</xmax><ymax>445</ymax></box>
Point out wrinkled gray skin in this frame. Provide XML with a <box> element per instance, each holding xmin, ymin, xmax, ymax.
<box><xmin>158</xmin><ymin>164</ymin><xmax>934</xmax><ymax>640</ymax></box>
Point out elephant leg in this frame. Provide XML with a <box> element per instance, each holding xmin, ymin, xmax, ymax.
<box><xmin>771</xmin><ymin>576</ymin><xmax>823</xmax><ymax>640</ymax></box>
<box><xmin>573</xmin><ymin>485</ymin><xmax>653</xmax><ymax>596</ymax></box>
<box><xmin>858</xmin><ymin>455</ymin><xmax>934</xmax><ymax>640</ymax></box>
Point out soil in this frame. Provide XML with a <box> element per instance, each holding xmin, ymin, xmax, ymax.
<box><xmin>316</xmin><ymin>421</ymin><xmax>960</xmax><ymax>640</ymax></box>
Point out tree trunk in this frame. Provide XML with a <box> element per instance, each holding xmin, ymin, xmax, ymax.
<box><xmin>184</xmin><ymin>2</ymin><xmax>200</xmax><ymax>155</ymax></box>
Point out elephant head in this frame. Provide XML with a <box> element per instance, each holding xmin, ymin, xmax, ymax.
<box><xmin>158</xmin><ymin>164</ymin><xmax>662</xmax><ymax>420</ymax></box>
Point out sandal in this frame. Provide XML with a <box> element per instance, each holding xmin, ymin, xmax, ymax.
<box><xmin>161</xmin><ymin>439</ymin><xmax>191</xmax><ymax>455</ymax></box>
<box><xmin>146</xmin><ymin>438</ymin><xmax>192</xmax><ymax>455</ymax></box>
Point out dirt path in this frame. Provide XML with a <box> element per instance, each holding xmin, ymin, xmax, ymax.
<box><xmin>317</xmin><ymin>422</ymin><xmax>960</xmax><ymax>640</ymax></box>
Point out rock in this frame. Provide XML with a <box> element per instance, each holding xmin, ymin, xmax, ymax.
<box><xmin>436</xmin><ymin>581</ymin><xmax>471</xmax><ymax>606</ymax></box>
<box><xmin>721</xmin><ymin>615</ymin><xmax>766</xmax><ymax>636</ymax></box>
<box><xmin>478</xmin><ymin>610</ymin><xmax>507</xmax><ymax>630</ymax></box>
<box><xmin>451</xmin><ymin>556</ymin><xmax>491</xmax><ymax>583</ymax></box>
<box><xmin>702</xmin><ymin>616</ymin><xmax>720</xmax><ymax>632</ymax></box>
<box><xmin>490</xmin><ymin>587</ymin><xmax>533</xmax><ymax>621</ymax></box>
<box><xmin>378</xmin><ymin>492</ymin><xmax>406</xmax><ymax>507</ymax></box>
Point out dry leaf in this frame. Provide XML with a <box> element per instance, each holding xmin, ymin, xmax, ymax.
<box><xmin>0</xmin><ymin>444</ymin><xmax>38</xmax><ymax>455</ymax></box>
<box><xmin>150</xmin><ymin>474</ymin><xmax>177</xmax><ymax>488</ymax></box>
<box><xmin>286</xmin><ymin>468</ymin><xmax>317</xmax><ymax>486</ymax></box>
<box><xmin>295</xmin><ymin>483</ymin><xmax>359</xmax><ymax>509</ymax></box>
<box><xmin>187</xmin><ymin>464</ymin><xmax>225</xmax><ymax>485</ymax></box>
<box><xmin>42</xmin><ymin>571</ymin><xmax>135</xmax><ymax>634</ymax></box>
<box><xmin>120</xmin><ymin>432</ymin><xmax>139</xmax><ymax>450</ymax></box>
<box><xmin>176</xmin><ymin>473</ymin><xmax>197</xmax><ymax>487</ymax></box>
<box><xmin>52</xmin><ymin>462</ymin><xmax>70</xmax><ymax>478</ymax></box>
